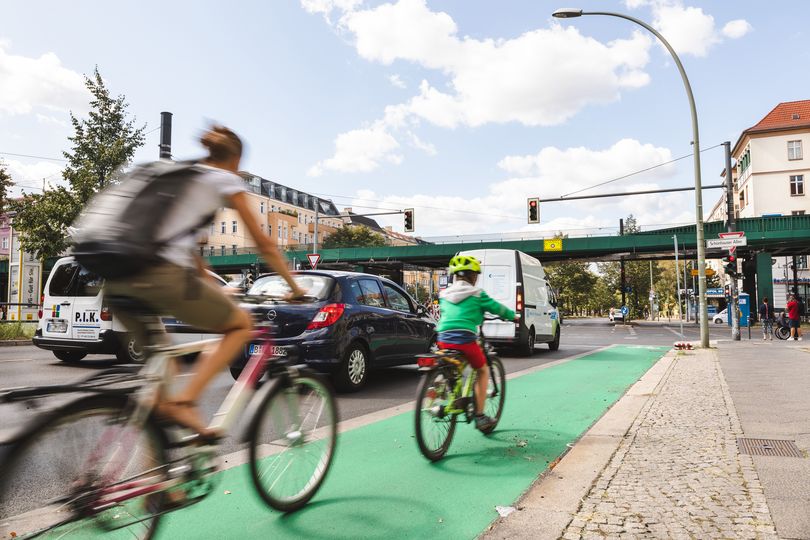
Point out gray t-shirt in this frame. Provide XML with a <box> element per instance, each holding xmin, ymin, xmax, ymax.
<box><xmin>157</xmin><ymin>165</ymin><xmax>245</xmax><ymax>268</ymax></box>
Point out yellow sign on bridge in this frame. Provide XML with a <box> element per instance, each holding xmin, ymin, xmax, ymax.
<box><xmin>543</xmin><ymin>238</ymin><xmax>563</xmax><ymax>252</ymax></box>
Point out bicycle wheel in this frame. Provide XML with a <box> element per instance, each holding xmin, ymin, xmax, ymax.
<box><xmin>414</xmin><ymin>368</ymin><xmax>457</xmax><ymax>461</ymax></box>
<box><xmin>0</xmin><ymin>394</ymin><xmax>168</xmax><ymax>540</ymax></box>
<box><xmin>479</xmin><ymin>356</ymin><xmax>506</xmax><ymax>434</ymax></box>
<box><xmin>248</xmin><ymin>374</ymin><xmax>338</xmax><ymax>512</ymax></box>
<box><xmin>775</xmin><ymin>325</ymin><xmax>790</xmax><ymax>340</ymax></box>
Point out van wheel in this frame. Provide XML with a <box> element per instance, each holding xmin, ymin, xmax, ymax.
<box><xmin>54</xmin><ymin>351</ymin><xmax>86</xmax><ymax>363</ymax></box>
<box><xmin>548</xmin><ymin>327</ymin><xmax>560</xmax><ymax>351</ymax></box>
<box><xmin>333</xmin><ymin>342</ymin><xmax>369</xmax><ymax>392</ymax></box>
<box><xmin>519</xmin><ymin>327</ymin><xmax>535</xmax><ymax>357</ymax></box>
<box><xmin>116</xmin><ymin>337</ymin><xmax>145</xmax><ymax>364</ymax></box>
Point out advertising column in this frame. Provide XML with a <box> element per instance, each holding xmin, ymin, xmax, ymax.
<box><xmin>7</xmin><ymin>227</ymin><xmax>42</xmax><ymax>321</ymax></box>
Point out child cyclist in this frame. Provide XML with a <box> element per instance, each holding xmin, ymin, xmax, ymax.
<box><xmin>437</xmin><ymin>255</ymin><xmax>518</xmax><ymax>432</ymax></box>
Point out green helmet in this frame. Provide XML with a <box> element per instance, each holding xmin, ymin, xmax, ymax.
<box><xmin>448</xmin><ymin>254</ymin><xmax>481</xmax><ymax>275</ymax></box>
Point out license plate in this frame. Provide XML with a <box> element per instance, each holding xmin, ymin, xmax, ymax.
<box><xmin>47</xmin><ymin>320</ymin><xmax>68</xmax><ymax>333</ymax></box>
<box><xmin>249</xmin><ymin>344</ymin><xmax>287</xmax><ymax>357</ymax></box>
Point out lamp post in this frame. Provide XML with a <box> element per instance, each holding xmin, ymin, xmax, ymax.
<box><xmin>552</xmin><ymin>8</ymin><xmax>709</xmax><ymax>347</ymax></box>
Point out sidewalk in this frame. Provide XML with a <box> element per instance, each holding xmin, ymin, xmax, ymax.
<box><xmin>484</xmin><ymin>341</ymin><xmax>810</xmax><ymax>539</ymax></box>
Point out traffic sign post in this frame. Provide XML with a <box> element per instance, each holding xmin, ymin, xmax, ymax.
<box><xmin>710</xmin><ymin>232</ymin><xmax>743</xmax><ymax>341</ymax></box>
<box><xmin>307</xmin><ymin>253</ymin><xmax>321</xmax><ymax>270</ymax></box>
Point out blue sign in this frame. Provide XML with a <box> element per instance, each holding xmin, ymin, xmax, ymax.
<box><xmin>706</xmin><ymin>287</ymin><xmax>725</xmax><ymax>297</ymax></box>
<box><xmin>620</xmin><ymin>305</ymin><xmax>629</xmax><ymax>316</ymax></box>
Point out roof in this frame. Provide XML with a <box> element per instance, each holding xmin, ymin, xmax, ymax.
<box><xmin>733</xmin><ymin>100</ymin><xmax>810</xmax><ymax>155</ymax></box>
<box><xmin>343</xmin><ymin>213</ymin><xmax>384</xmax><ymax>231</ymax></box>
<box><xmin>238</xmin><ymin>172</ymin><xmax>341</xmax><ymax>216</ymax></box>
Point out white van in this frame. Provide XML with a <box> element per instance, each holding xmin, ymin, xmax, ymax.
<box><xmin>458</xmin><ymin>249</ymin><xmax>560</xmax><ymax>355</ymax></box>
<box><xmin>34</xmin><ymin>256</ymin><xmax>226</xmax><ymax>363</ymax></box>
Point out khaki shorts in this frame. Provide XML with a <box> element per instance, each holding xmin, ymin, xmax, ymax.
<box><xmin>105</xmin><ymin>263</ymin><xmax>240</xmax><ymax>346</ymax></box>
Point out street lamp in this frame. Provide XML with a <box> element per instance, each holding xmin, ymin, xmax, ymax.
<box><xmin>552</xmin><ymin>7</ymin><xmax>710</xmax><ymax>348</ymax></box>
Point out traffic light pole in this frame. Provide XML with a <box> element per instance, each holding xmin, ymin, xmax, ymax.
<box><xmin>724</xmin><ymin>142</ymin><xmax>740</xmax><ymax>341</ymax></box>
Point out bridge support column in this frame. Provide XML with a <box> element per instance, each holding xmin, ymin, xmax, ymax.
<box><xmin>756</xmin><ymin>252</ymin><xmax>774</xmax><ymax>307</ymax></box>
<box><xmin>742</xmin><ymin>255</ymin><xmax>758</xmax><ymax>319</ymax></box>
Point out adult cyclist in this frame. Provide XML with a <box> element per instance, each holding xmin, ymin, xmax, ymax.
<box><xmin>436</xmin><ymin>255</ymin><xmax>517</xmax><ymax>432</ymax></box>
<box><xmin>103</xmin><ymin>126</ymin><xmax>304</xmax><ymax>437</ymax></box>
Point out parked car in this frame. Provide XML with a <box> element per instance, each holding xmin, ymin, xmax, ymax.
<box><xmin>34</xmin><ymin>256</ymin><xmax>227</xmax><ymax>363</ymax></box>
<box><xmin>231</xmin><ymin>270</ymin><xmax>437</xmax><ymax>392</ymax></box>
<box><xmin>610</xmin><ymin>308</ymin><xmax>625</xmax><ymax>323</ymax></box>
<box><xmin>713</xmin><ymin>308</ymin><xmax>728</xmax><ymax>324</ymax></box>
<box><xmin>457</xmin><ymin>249</ymin><xmax>561</xmax><ymax>355</ymax></box>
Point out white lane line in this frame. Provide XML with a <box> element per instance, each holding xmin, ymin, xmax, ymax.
<box><xmin>629</xmin><ymin>326</ymin><xmax>637</xmax><ymax>336</ymax></box>
<box><xmin>664</xmin><ymin>326</ymin><xmax>685</xmax><ymax>337</ymax></box>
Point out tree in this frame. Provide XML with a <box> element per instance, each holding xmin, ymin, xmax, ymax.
<box><xmin>598</xmin><ymin>258</ymin><xmax>662</xmax><ymax>320</ymax></box>
<box><xmin>322</xmin><ymin>225</ymin><xmax>387</xmax><ymax>249</ymax></box>
<box><xmin>545</xmin><ymin>260</ymin><xmax>597</xmax><ymax>317</ymax></box>
<box><xmin>587</xmin><ymin>278</ymin><xmax>618</xmax><ymax>316</ymax></box>
<box><xmin>9</xmin><ymin>67</ymin><xmax>145</xmax><ymax>260</ymax></box>
<box><xmin>0</xmin><ymin>162</ymin><xmax>12</xmax><ymax>216</ymax></box>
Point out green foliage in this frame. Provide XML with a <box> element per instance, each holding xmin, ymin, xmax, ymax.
<box><xmin>405</xmin><ymin>281</ymin><xmax>431</xmax><ymax>303</ymax></box>
<box><xmin>545</xmin><ymin>260</ymin><xmax>597</xmax><ymax>316</ymax></box>
<box><xmin>0</xmin><ymin>162</ymin><xmax>12</xmax><ymax>215</ymax></box>
<box><xmin>8</xmin><ymin>67</ymin><xmax>145</xmax><ymax>261</ymax></box>
<box><xmin>322</xmin><ymin>225</ymin><xmax>387</xmax><ymax>249</ymax></box>
<box><xmin>587</xmin><ymin>279</ymin><xmax>618</xmax><ymax>315</ymax></box>
<box><xmin>0</xmin><ymin>322</ymin><xmax>37</xmax><ymax>340</ymax></box>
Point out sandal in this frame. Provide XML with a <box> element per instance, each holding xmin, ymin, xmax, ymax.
<box><xmin>154</xmin><ymin>400</ymin><xmax>221</xmax><ymax>441</ymax></box>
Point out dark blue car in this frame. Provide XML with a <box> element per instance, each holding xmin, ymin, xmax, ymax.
<box><xmin>230</xmin><ymin>270</ymin><xmax>437</xmax><ymax>392</ymax></box>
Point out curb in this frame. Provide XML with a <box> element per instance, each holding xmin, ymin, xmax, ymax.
<box><xmin>0</xmin><ymin>340</ymin><xmax>33</xmax><ymax>347</ymax></box>
<box><xmin>481</xmin><ymin>347</ymin><xmax>678</xmax><ymax>540</ymax></box>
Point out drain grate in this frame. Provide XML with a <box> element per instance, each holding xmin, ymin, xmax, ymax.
<box><xmin>738</xmin><ymin>438</ymin><xmax>804</xmax><ymax>458</ymax></box>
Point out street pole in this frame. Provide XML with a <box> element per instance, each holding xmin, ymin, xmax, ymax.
<box><xmin>723</xmin><ymin>141</ymin><xmax>740</xmax><ymax>340</ymax></box>
<box><xmin>649</xmin><ymin>260</ymin><xmax>654</xmax><ymax>321</ymax></box>
<box><xmin>313</xmin><ymin>204</ymin><xmax>319</xmax><ymax>255</ymax></box>
<box><xmin>552</xmin><ymin>8</ymin><xmax>709</xmax><ymax>348</ymax></box>
<box><xmin>674</xmin><ymin>235</ymin><xmax>684</xmax><ymax>338</ymax></box>
<box><xmin>620</xmin><ymin>219</ymin><xmax>626</xmax><ymax>311</ymax></box>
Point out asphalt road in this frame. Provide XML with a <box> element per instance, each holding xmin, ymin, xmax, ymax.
<box><xmin>0</xmin><ymin>317</ymin><xmax>733</xmax><ymax>449</ymax></box>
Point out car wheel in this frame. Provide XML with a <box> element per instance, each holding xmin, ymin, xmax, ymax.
<box><xmin>518</xmin><ymin>326</ymin><xmax>535</xmax><ymax>357</ymax></box>
<box><xmin>714</xmin><ymin>318</ymin><xmax>722</xmax><ymax>324</ymax></box>
<box><xmin>53</xmin><ymin>351</ymin><xmax>87</xmax><ymax>363</ymax></box>
<box><xmin>548</xmin><ymin>327</ymin><xmax>560</xmax><ymax>351</ymax></box>
<box><xmin>333</xmin><ymin>342</ymin><xmax>369</xmax><ymax>392</ymax></box>
<box><xmin>116</xmin><ymin>336</ymin><xmax>146</xmax><ymax>364</ymax></box>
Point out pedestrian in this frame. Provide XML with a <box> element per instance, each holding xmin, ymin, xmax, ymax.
<box><xmin>786</xmin><ymin>294</ymin><xmax>803</xmax><ymax>341</ymax></box>
<box><xmin>758</xmin><ymin>297</ymin><xmax>774</xmax><ymax>341</ymax></box>
<box><xmin>609</xmin><ymin>307</ymin><xmax>615</xmax><ymax>322</ymax></box>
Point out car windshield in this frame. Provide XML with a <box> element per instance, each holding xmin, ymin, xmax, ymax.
<box><xmin>248</xmin><ymin>274</ymin><xmax>333</xmax><ymax>300</ymax></box>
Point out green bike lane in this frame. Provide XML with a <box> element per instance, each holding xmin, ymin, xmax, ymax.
<box><xmin>161</xmin><ymin>345</ymin><xmax>668</xmax><ymax>540</ymax></box>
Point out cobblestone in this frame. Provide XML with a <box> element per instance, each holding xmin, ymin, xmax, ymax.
<box><xmin>560</xmin><ymin>350</ymin><xmax>778</xmax><ymax>539</ymax></box>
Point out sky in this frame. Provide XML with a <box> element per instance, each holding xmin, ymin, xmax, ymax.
<box><xmin>1</xmin><ymin>0</ymin><xmax>808</xmax><ymax>239</ymax></box>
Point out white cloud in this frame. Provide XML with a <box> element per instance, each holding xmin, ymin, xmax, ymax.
<box><xmin>388</xmin><ymin>74</ymin><xmax>406</xmax><ymax>88</ymax></box>
<box><xmin>721</xmin><ymin>19</ymin><xmax>753</xmax><ymax>40</ymax></box>
<box><xmin>306</xmin><ymin>0</ymin><xmax>655</xmax><ymax>172</ymax></box>
<box><xmin>625</xmin><ymin>1</ymin><xmax>751</xmax><ymax>57</ymax></box>
<box><xmin>343</xmin><ymin>139</ymin><xmax>683</xmax><ymax>236</ymax></box>
<box><xmin>0</xmin><ymin>42</ymin><xmax>89</xmax><ymax>116</ymax></box>
<box><xmin>2</xmin><ymin>159</ymin><xmax>64</xmax><ymax>196</ymax></box>
<box><xmin>307</xmin><ymin>122</ymin><xmax>401</xmax><ymax>175</ymax></box>
<box><xmin>301</xmin><ymin>0</ymin><xmax>361</xmax><ymax>16</ymax></box>
<box><xmin>36</xmin><ymin>113</ymin><xmax>70</xmax><ymax>127</ymax></box>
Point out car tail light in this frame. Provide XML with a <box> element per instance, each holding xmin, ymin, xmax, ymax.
<box><xmin>417</xmin><ymin>357</ymin><xmax>437</xmax><ymax>368</ymax></box>
<box><xmin>38</xmin><ymin>294</ymin><xmax>44</xmax><ymax>319</ymax></box>
<box><xmin>100</xmin><ymin>307</ymin><xmax>112</xmax><ymax>321</ymax></box>
<box><xmin>307</xmin><ymin>304</ymin><xmax>345</xmax><ymax>330</ymax></box>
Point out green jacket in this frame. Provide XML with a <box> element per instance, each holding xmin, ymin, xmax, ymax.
<box><xmin>437</xmin><ymin>281</ymin><xmax>515</xmax><ymax>334</ymax></box>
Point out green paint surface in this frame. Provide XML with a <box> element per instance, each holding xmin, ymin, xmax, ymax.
<box><xmin>158</xmin><ymin>345</ymin><xmax>667</xmax><ymax>540</ymax></box>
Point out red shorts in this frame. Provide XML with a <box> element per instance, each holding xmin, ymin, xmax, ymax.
<box><xmin>437</xmin><ymin>341</ymin><xmax>487</xmax><ymax>369</ymax></box>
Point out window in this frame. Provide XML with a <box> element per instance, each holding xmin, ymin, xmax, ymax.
<box><xmin>797</xmin><ymin>255</ymin><xmax>808</xmax><ymax>270</ymax></box>
<box><xmin>74</xmin><ymin>267</ymin><xmax>104</xmax><ymax>297</ymax></box>
<box><xmin>355</xmin><ymin>279</ymin><xmax>385</xmax><ymax>307</ymax></box>
<box><xmin>260</xmin><ymin>202</ymin><xmax>265</xmax><ymax>214</ymax></box>
<box><xmin>278</xmin><ymin>225</ymin><xmax>282</xmax><ymax>239</ymax></box>
<box><xmin>383</xmin><ymin>283</ymin><xmax>412</xmax><ymax>312</ymax></box>
<box><xmin>790</xmin><ymin>174</ymin><xmax>804</xmax><ymax>196</ymax></box>
<box><xmin>231</xmin><ymin>244</ymin><xmax>238</xmax><ymax>255</ymax></box>
<box><xmin>268</xmin><ymin>224</ymin><xmax>272</xmax><ymax>236</ymax></box>
<box><xmin>788</xmin><ymin>140</ymin><xmax>803</xmax><ymax>160</ymax></box>
<box><xmin>220</xmin><ymin>221</ymin><xmax>226</xmax><ymax>234</ymax></box>
<box><xmin>208</xmin><ymin>246</ymin><xmax>215</xmax><ymax>256</ymax></box>
<box><xmin>232</xmin><ymin>221</ymin><xmax>237</xmax><ymax>233</ymax></box>
<box><xmin>220</xmin><ymin>245</ymin><xmax>225</xmax><ymax>256</ymax></box>
<box><xmin>793</xmin><ymin>210</ymin><xmax>806</xmax><ymax>216</ymax></box>
<box><xmin>209</xmin><ymin>222</ymin><xmax>214</xmax><ymax>235</ymax></box>
<box><xmin>1</xmin><ymin>237</ymin><xmax>7</xmax><ymax>250</ymax></box>
<box><xmin>739</xmin><ymin>188</ymin><xmax>746</xmax><ymax>209</ymax></box>
<box><xmin>48</xmin><ymin>262</ymin><xmax>79</xmax><ymax>296</ymax></box>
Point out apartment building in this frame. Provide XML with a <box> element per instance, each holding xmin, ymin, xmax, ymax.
<box><xmin>707</xmin><ymin>100</ymin><xmax>810</xmax><ymax>309</ymax></box>
<box><xmin>203</xmin><ymin>173</ymin><xmax>343</xmax><ymax>256</ymax></box>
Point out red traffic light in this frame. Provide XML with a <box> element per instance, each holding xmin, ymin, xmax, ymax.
<box><xmin>529</xmin><ymin>200</ymin><xmax>537</xmax><ymax>207</ymax></box>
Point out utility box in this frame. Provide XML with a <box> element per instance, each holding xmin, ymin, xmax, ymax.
<box><xmin>729</xmin><ymin>293</ymin><xmax>750</xmax><ymax>327</ymax></box>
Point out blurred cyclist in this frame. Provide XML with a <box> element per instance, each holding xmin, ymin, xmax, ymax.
<box><xmin>436</xmin><ymin>255</ymin><xmax>517</xmax><ymax>432</ymax></box>
<box><xmin>104</xmin><ymin>125</ymin><xmax>304</xmax><ymax>436</ymax></box>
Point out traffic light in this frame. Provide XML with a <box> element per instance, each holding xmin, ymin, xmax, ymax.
<box><xmin>404</xmin><ymin>208</ymin><xmax>415</xmax><ymax>232</ymax></box>
<box><xmin>722</xmin><ymin>254</ymin><xmax>738</xmax><ymax>277</ymax></box>
<box><xmin>527</xmin><ymin>198</ymin><xmax>540</xmax><ymax>224</ymax></box>
<box><xmin>724</xmin><ymin>284</ymin><xmax>730</xmax><ymax>298</ymax></box>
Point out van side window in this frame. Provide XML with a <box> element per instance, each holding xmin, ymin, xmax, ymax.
<box><xmin>48</xmin><ymin>263</ymin><xmax>79</xmax><ymax>296</ymax></box>
<box><xmin>75</xmin><ymin>267</ymin><xmax>104</xmax><ymax>297</ymax></box>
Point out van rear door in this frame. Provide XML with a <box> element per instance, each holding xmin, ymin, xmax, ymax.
<box><xmin>469</xmin><ymin>250</ymin><xmax>517</xmax><ymax>338</ymax></box>
<box><xmin>41</xmin><ymin>260</ymin><xmax>79</xmax><ymax>339</ymax></box>
<box><xmin>70</xmin><ymin>266</ymin><xmax>105</xmax><ymax>341</ymax></box>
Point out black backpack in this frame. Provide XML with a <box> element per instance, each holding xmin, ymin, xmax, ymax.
<box><xmin>71</xmin><ymin>161</ymin><xmax>215</xmax><ymax>279</ymax></box>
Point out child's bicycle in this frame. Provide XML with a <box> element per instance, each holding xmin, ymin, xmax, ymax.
<box><xmin>0</xmin><ymin>294</ymin><xmax>337</xmax><ymax>540</ymax></box>
<box><xmin>413</xmin><ymin>319</ymin><xmax>506</xmax><ymax>461</ymax></box>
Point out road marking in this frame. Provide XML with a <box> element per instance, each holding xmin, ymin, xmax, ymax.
<box><xmin>664</xmin><ymin>326</ymin><xmax>685</xmax><ymax>337</ymax></box>
<box><xmin>629</xmin><ymin>326</ymin><xmax>637</xmax><ymax>336</ymax></box>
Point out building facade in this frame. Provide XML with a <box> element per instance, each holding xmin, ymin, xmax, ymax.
<box><xmin>707</xmin><ymin>100</ymin><xmax>810</xmax><ymax>310</ymax></box>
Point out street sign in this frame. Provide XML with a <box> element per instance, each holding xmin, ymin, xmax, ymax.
<box><xmin>620</xmin><ymin>305</ymin><xmax>629</xmax><ymax>316</ymax></box>
<box><xmin>691</xmin><ymin>268</ymin><xmax>716</xmax><ymax>276</ymax></box>
<box><xmin>706</xmin><ymin>237</ymin><xmax>747</xmax><ymax>249</ymax></box>
<box><xmin>543</xmin><ymin>238</ymin><xmax>563</xmax><ymax>251</ymax></box>
<box><xmin>307</xmin><ymin>253</ymin><xmax>321</xmax><ymax>269</ymax></box>
<box><xmin>438</xmin><ymin>275</ymin><xmax>448</xmax><ymax>289</ymax></box>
